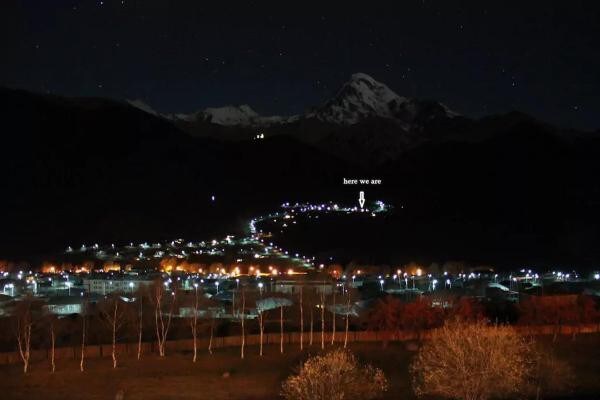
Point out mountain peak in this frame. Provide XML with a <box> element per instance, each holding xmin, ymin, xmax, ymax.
<box><xmin>349</xmin><ymin>72</ymin><xmax>378</xmax><ymax>83</ymax></box>
<box><xmin>308</xmin><ymin>73</ymin><xmax>457</xmax><ymax>125</ymax></box>
<box><xmin>309</xmin><ymin>73</ymin><xmax>406</xmax><ymax>124</ymax></box>
<box><xmin>159</xmin><ymin>73</ymin><xmax>458</xmax><ymax>128</ymax></box>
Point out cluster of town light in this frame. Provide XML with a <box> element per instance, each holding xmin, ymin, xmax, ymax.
<box><xmin>7</xmin><ymin>199</ymin><xmax>600</xmax><ymax>300</ymax></box>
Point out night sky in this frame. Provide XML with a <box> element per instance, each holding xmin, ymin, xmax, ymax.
<box><xmin>1</xmin><ymin>1</ymin><xmax>598</xmax><ymax>130</ymax></box>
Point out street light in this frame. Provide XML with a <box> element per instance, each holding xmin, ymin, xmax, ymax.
<box><xmin>379</xmin><ymin>279</ymin><xmax>384</xmax><ymax>292</ymax></box>
<box><xmin>215</xmin><ymin>281</ymin><xmax>220</xmax><ymax>294</ymax></box>
<box><xmin>65</xmin><ymin>281</ymin><xmax>72</xmax><ymax>296</ymax></box>
<box><xmin>258</xmin><ymin>281</ymin><xmax>264</xmax><ymax>295</ymax></box>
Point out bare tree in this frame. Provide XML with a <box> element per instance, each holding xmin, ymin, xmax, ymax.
<box><xmin>240</xmin><ymin>288</ymin><xmax>246</xmax><ymax>359</ymax></box>
<box><xmin>189</xmin><ymin>284</ymin><xmax>200</xmax><ymax>362</ymax></box>
<box><xmin>151</xmin><ymin>280</ymin><xmax>177</xmax><ymax>357</ymax></box>
<box><xmin>299</xmin><ymin>286</ymin><xmax>304</xmax><ymax>350</ymax></box>
<box><xmin>47</xmin><ymin>313</ymin><xmax>57</xmax><ymax>372</ymax></box>
<box><xmin>40</xmin><ymin>309</ymin><xmax>59</xmax><ymax>373</ymax></box>
<box><xmin>14</xmin><ymin>297</ymin><xmax>34</xmax><ymax>374</ymax></box>
<box><xmin>202</xmin><ymin>294</ymin><xmax>219</xmax><ymax>355</ymax></box>
<box><xmin>99</xmin><ymin>294</ymin><xmax>127</xmax><ymax>368</ymax></box>
<box><xmin>344</xmin><ymin>288</ymin><xmax>351</xmax><ymax>348</ymax></box>
<box><xmin>208</xmin><ymin>313</ymin><xmax>214</xmax><ymax>355</ymax></box>
<box><xmin>280</xmin><ymin>304</ymin><xmax>285</xmax><ymax>354</ymax></box>
<box><xmin>255</xmin><ymin>294</ymin><xmax>265</xmax><ymax>356</ymax></box>
<box><xmin>331</xmin><ymin>284</ymin><xmax>336</xmax><ymax>345</ymax></box>
<box><xmin>135</xmin><ymin>289</ymin><xmax>144</xmax><ymax>360</ymax></box>
<box><xmin>80</xmin><ymin>296</ymin><xmax>89</xmax><ymax>372</ymax></box>
<box><xmin>309</xmin><ymin>303</ymin><xmax>314</xmax><ymax>347</ymax></box>
<box><xmin>320</xmin><ymin>286</ymin><xmax>325</xmax><ymax>350</ymax></box>
<box><xmin>281</xmin><ymin>349</ymin><xmax>388</xmax><ymax>400</ymax></box>
<box><xmin>411</xmin><ymin>319</ymin><xmax>534</xmax><ymax>400</ymax></box>
<box><xmin>303</xmin><ymin>286</ymin><xmax>320</xmax><ymax>347</ymax></box>
<box><xmin>341</xmin><ymin>286</ymin><xmax>359</xmax><ymax>349</ymax></box>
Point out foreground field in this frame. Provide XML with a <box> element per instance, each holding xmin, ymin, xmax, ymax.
<box><xmin>1</xmin><ymin>336</ymin><xmax>600</xmax><ymax>400</ymax></box>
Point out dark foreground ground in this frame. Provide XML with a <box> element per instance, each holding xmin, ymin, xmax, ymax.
<box><xmin>1</xmin><ymin>336</ymin><xmax>600</xmax><ymax>400</ymax></box>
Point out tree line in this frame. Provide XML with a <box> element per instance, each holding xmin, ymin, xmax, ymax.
<box><xmin>3</xmin><ymin>277</ymin><xmax>600</xmax><ymax>375</ymax></box>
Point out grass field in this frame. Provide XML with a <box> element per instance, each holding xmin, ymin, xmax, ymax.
<box><xmin>1</xmin><ymin>335</ymin><xmax>600</xmax><ymax>399</ymax></box>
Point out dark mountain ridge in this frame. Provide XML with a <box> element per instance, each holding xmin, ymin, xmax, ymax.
<box><xmin>2</xmin><ymin>86</ymin><xmax>600</xmax><ymax>269</ymax></box>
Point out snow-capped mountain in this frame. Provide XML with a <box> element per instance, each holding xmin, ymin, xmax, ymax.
<box><xmin>307</xmin><ymin>73</ymin><xmax>457</xmax><ymax>126</ymax></box>
<box><xmin>199</xmin><ymin>104</ymin><xmax>259</xmax><ymax>125</ymax></box>
<box><xmin>307</xmin><ymin>73</ymin><xmax>407</xmax><ymax>124</ymax></box>
<box><xmin>190</xmin><ymin>105</ymin><xmax>299</xmax><ymax>126</ymax></box>
<box><xmin>127</xmin><ymin>73</ymin><xmax>457</xmax><ymax>129</ymax></box>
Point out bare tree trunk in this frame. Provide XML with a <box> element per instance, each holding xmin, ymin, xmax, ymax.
<box><xmin>80</xmin><ymin>314</ymin><xmax>86</xmax><ymax>372</ymax></box>
<box><xmin>232</xmin><ymin>290</ymin><xmax>235</xmax><ymax>318</ymax></box>
<box><xmin>50</xmin><ymin>322</ymin><xmax>56</xmax><ymax>373</ymax></box>
<box><xmin>22</xmin><ymin>324</ymin><xmax>31</xmax><ymax>374</ymax></box>
<box><xmin>208</xmin><ymin>317</ymin><xmax>214</xmax><ymax>354</ymax></box>
<box><xmin>331</xmin><ymin>288</ymin><xmax>336</xmax><ymax>345</ymax></box>
<box><xmin>321</xmin><ymin>292</ymin><xmax>325</xmax><ymax>350</ymax></box>
<box><xmin>300</xmin><ymin>287</ymin><xmax>304</xmax><ymax>350</ymax></box>
<box><xmin>154</xmin><ymin>287</ymin><xmax>176</xmax><ymax>357</ymax></box>
<box><xmin>259</xmin><ymin>311</ymin><xmax>264</xmax><ymax>356</ymax></box>
<box><xmin>16</xmin><ymin>314</ymin><xmax>32</xmax><ymax>374</ymax></box>
<box><xmin>112</xmin><ymin>301</ymin><xmax>118</xmax><ymax>368</ymax></box>
<box><xmin>280</xmin><ymin>306</ymin><xmax>284</xmax><ymax>354</ymax></box>
<box><xmin>344</xmin><ymin>313</ymin><xmax>349</xmax><ymax>348</ymax></box>
<box><xmin>154</xmin><ymin>292</ymin><xmax>162</xmax><ymax>355</ymax></box>
<box><xmin>137</xmin><ymin>296</ymin><xmax>143</xmax><ymax>360</ymax></box>
<box><xmin>192</xmin><ymin>287</ymin><xmax>199</xmax><ymax>362</ymax></box>
<box><xmin>344</xmin><ymin>292</ymin><xmax>351</xmax><ymax>349</ymax></box>
<box><xmin>320</xmin><ymin>290</ymin><xmax>325</xmax><ymax>350</ymax></box>
<box><xmin>241</xmin><ymin>289</ymin><xmax>246</xmax><ymax>359</ymax></box>
<box><xmin>309</xmin><ymin>307</ymin><xmax>313</xmax><ymax>346</ymax></box>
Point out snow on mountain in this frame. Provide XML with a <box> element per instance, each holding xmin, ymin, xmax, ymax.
<box><xmin>308</xmin><ymin>73</ymin><xmax>457</xmax><ymax>125</ymax></box>
<box><xmin>127</xmin><ymin>73</ymin><xmax>457</xmax><ymax>128</ymax></box>
<box><xmin>307</xmin><ymin>73</ymin><xmax>406</xmax><ymax>124</ymax></box>
<box><xmin>199</xmin><ymin>104</ymin><xmax>259</xmax><ymax>125</ymax></box>
<box><xmin>181</xmin><ymin>104</ymin><xmax>299</xmax><ymax>127</ymax></box>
